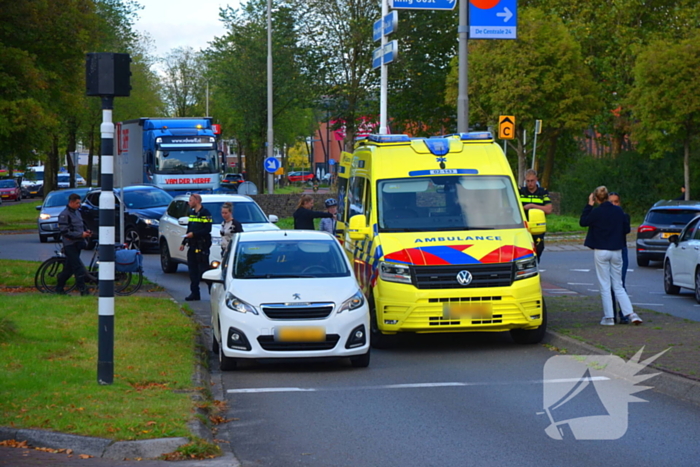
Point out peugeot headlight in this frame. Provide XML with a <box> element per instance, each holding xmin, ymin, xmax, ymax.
<box><xmin>225</xmin><ymin>292</ymin><xmax>258</xmax><ymax>315</ymax></box>
<box><xmin>379</xmin><ymin>261</ymin><xmax>412</xmax><ymax>284</ymax></box>
<box><xmin>514</xmin><ymin>256</ymin><xmax>538</xmax><ymax>280</ymax></box>
<box><xmin>337</xmin><ymin>290</ymin><xmax>365</xmax><ymax>314</ymax></box>
<box><xmin>140</xmin><ymin>218</ymin><xmax>159</xmax><ymax>226</ymax></box>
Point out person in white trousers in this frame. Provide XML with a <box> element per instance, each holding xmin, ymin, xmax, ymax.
<box><xmin>579</xmin><ymin>186</ymin><xmax>643</xmax><ymax>326</ymax></box>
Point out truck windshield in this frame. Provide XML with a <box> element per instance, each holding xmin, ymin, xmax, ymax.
<box><xmin>377</xmin><ymin>175</ymin><xmax>524</xmax><ymax>232</ymax></box>
<box><xmin>155</xmin><ymin>149</ymin><xmax>219</xmax><ymax>174</ymax></box>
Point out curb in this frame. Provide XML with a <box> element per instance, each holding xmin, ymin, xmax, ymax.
<box><xmin>543</xmin><ymin>330</ymin><xmax>700</xmax><ymax>407</ymax></box>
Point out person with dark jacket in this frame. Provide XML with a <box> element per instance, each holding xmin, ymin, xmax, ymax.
<box><xmin>519</xmin><ymin>169</ymin><xmax>552</xmax><ymax>262</ymax></box>
<box><xmin>179</xmin><ymin>194</ymin><xmax>213</xmax><ymax>301</ymax></box>
<box><xmin>293</xmin><ymin>195</ymin><xmax>333</xmax><ymax>230</ymax></box>
<box><xmin>580</xmin><ymin>186</ymin><xmax>642</xmax><ymax>326</ymax></box>
<box><xmin>55</xmin><ymin>193</ymin><xmax>92</xmax><ymax>295</ymax></box>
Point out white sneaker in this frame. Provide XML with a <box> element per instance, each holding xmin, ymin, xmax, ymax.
<box><xmin>626</xmin><ymin>312</ymin><xmax>643</xmax><ymax>325</ymax></box>
<box><xmin>600</xmin><ymin>317</ymin><xmax>615</xmax><ymax>326</ymax></box>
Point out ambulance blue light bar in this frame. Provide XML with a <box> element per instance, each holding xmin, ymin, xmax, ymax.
<box><xmin>367</xmin><ymin>134</ymin><xmax>411</xmax><ymax>143</ymax></box>
<box><xmin>451</xmin><ymin>131</ymin><xmax>494</xmax><ymax>141</ymax></box>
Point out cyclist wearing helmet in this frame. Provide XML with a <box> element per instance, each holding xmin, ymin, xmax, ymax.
<box><xmin>320</xmin><ymin>198</ymin><xmax>338</xmax><ymax>234</ymax></box>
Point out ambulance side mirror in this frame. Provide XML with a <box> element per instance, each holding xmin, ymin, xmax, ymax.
<box><xmin>527</xmin><ymin>209</ymin><xmax>547</xmax><ymax>236</ymax></box>
<box><xmin>348</xmin><ymin>215</ymin><xmax>370</xmax><ymax>240</ymax></box>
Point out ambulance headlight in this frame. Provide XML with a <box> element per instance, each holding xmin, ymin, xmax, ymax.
<box><xmin>514</xmin><ymin>256</ymin><xmax>538</xmax><ymax>280</ymax></box>
<box><xmin>379</xmin><ymin>262</ymin><xmax>412</xmax><ymax>284</ymax></box>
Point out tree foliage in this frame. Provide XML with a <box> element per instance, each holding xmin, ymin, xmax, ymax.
<box><xmin>160</xmin><ymin>47</ymin><xmax>207</xmax><ymax>117</ymax></box>
<box><xmin>447</xmin><ymin>7</ymin><xmax>599</xmax><ymax>186</ymax></box>
<box><xmin>628</xmin><ymin>31</ymin><xmax>700</xmax><ymax>199</ymax></box>
<box><xmin>207</xmin><ymin>0</ymin><xmax>315</xmax><ymax>188</ymax></box>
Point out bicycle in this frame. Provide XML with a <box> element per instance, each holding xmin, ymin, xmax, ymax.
<box><xmin>35</xmin><ymin>244</ymin><xmax>143</xmax><ymax>296</ymax></box>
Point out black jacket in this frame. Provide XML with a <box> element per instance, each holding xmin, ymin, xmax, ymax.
<box><xmin>58</xmin><ymin>204</ymin><xmax>87</xmax><ymax>247</ymax></box>
<box><xmin>182</xmin><ymin>206</ymin><xmax>213</xmax><ymax>252</ymax></box>
<box><xmin>293</xmin><ymin>207</ymin><xmax>333</xmax><ymax>230</ymax></box>
<box><xmin>580</xmin><ymin>202</ymin><xmax>630</xmax><ymax>250</ymax></box>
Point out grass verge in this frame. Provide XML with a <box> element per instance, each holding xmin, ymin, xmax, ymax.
<box><xmin>546</xmin><ymin>295</ymin><xmax>700</xmax><ymax>380</ymax></box>
<box><xmin>0</xmin><ymin>202</ymin><xmax>38</xmax><ymax>231</ymax></box>
<box><xmin>0</xmin><ymin>294</ymin><xmax>200</xmax><ymax>440</ymax></box>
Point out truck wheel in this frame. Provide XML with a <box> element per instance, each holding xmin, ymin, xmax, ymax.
<box><xmin>510</xmin><ymin>301</ymin><xmax>547</xmax><ymax>345</ymax></box>
<box><xmin>160</xmin><ymin>241</ymin><xmax>178</xmax><ymax>273</ymax></box>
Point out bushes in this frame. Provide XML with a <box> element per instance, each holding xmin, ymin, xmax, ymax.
<box><xmin>555</xmin><ymin>150</ymin><xmax>689</xmax><ymax>218</ymax></box>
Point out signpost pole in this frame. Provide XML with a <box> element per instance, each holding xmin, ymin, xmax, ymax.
<box><xmin>457</xmin><ymin>0</ymin><xmax>469</xmax><ymax>132</ymax></box>
<box><xmin>379</xmin><ymin>0</ymin><xmax>388</xmax><ymax>134</ymax></box>
<box><xmin>267</xmin><ymin>0</ymin><xmax>274</xmax><ymax>194</ymax></box>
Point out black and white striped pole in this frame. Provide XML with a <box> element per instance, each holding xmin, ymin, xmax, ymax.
<box><xmin>86</xmin><ymin>53</ymin><xmax>131</xmax><ymax>385</ymax></box>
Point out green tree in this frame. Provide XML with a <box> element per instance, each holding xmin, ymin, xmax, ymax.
<box><xmin>207</xmin><ymin>0</ymin><xmax>315</xmax><ymax>188</ymax></box>
<box><xmin>628</xmin><ymin>32</ymin><xmax>700</xmax><ymax>199</ymax></box>
<box><xmin>446</xmin><ymin>7</ymin><xmax>599</xmax><ymax>186</ymax></box>
<box><xmin>294</xmin><ymin>0</ymin><xmax>378</xmax><ymax>149</ymax></box>
<box><xmin>160</xmin><ymin>47</ymin><xmax>207</xmax><ymax>117</ymax></box>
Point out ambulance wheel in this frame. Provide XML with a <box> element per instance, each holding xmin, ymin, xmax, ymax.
<box><xmin>369</xmin><ymin>297</ymin><xmax>398</xmax><ymax>349</ymax></box>
<box><xmin>510</xmin><ymin>301</ymin><xmax>547</xmax><ymax>345</ymax></box>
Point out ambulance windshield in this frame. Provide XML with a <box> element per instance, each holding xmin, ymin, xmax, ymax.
<box><xmin>377</xmin><ymin>176</ymin><xmax>524</xmax><ymax>232</ymax></box>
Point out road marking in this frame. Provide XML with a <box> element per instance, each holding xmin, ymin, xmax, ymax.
<box><xmin>631</xmin><ymin>303</ymin><xmax>663</xmax><ymax>306</ymax></box>
<box><xmin>567</xmin><ymin>282</ymin><xmax>594</xmax><ymax>286</ymax></box>
<box><xmin>571</xmin><ymin>269</ymin><xmax>590</xmax><ymax>272</ymax></box>
<box><xmin>226</xmin><ymin>377</ymin><xmax>610</xmax><ymax>394</ymax></box>
<box><xmin>547</xmin><ymin>291</ymin><xmax>578</xmax><ymax>294</ymax></box>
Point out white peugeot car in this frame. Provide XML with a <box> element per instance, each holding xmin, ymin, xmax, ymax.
<box><xmin>159</xmin><ymin>194</ymin><xmax>279</xmax><ymax>273</ymax></box>
<box><xmin>203</xmin><ymin>230</ymin><xmax>370</xmax><ymax>370</ymax></box>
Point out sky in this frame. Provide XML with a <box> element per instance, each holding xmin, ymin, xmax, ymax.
<box><xmin>133</xmin><ymin>0</ymin><xmax>241</xmax><ymax>57</ymax></box>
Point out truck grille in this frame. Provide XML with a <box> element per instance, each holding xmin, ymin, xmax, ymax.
<box><xmin>412</xmin><ymin>263</ymin><xmax>514</xmax><ymax>289</ymax></box>
<box><xmin>261</xmin><ymin>303</ymin><xmax>334</xmax><ymax>320</ymax></box>
<box><xmin>257</xmin><ymin>335</ymin><xmax>339</xmax><ymax>351</ymax></box>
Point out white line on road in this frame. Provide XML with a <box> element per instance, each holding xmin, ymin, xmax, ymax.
<box><xmin>546</xmin><ymin>291</ymin><xmax>578</xmax><ymax>294</ymax></box>
<box><xmin>632</xmin><ymin>303</ymin><xmax>663</xmax><ymax>306</ymax></box>
<box><xmin>571</xmin><ymin>269</ymin><xmax>591</xmax><ymax>272</ymax></box>
<box><xmin>567</xmin><ymin>282</ymin><xmax>594</xmax><ymax>286</ymax></box>
<box><xmin>226</xmin><ymin>377</ymin><xmax>610</xmax><ymax>394</ymax></box>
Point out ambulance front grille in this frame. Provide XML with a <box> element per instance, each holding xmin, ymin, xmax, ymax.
<box><xmin>412</xmin><ymin>263</ymin><xmax>514</xmax><ymax>289</ymax></box>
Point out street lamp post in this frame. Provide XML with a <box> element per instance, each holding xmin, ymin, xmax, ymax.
<box><xmin>266</xmin><ymin>0</ymin><xmax>274</xmax><ymax>194</ymax></box>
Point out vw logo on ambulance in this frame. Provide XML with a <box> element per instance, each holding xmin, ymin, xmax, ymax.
<box><xmin>456</xmin><ymin>270</ymin><xmax>473</xmax><ymax>286</ymax></box>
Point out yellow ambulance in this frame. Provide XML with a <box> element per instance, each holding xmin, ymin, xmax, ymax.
<box><xmin>343</xmin><ymin>132</ymin><xmax>546</xmax><ymax>348</ymax></box>
<box><xmin>334</xmin><ymin>151</ymin><xmax>353</xmax><ymax>243</ymax></box>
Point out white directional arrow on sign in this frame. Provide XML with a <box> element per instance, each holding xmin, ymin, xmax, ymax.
<box><xmin>266</xmin><ymin>160</ymin><xmax>277</xmax><ymax>169</ymax></box>
<box><xmin>496</xmin><ymin>7</ymin><xmax>513</xmax><ymax>22</ymax></box>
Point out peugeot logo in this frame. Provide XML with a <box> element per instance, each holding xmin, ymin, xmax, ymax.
<box><xmin>456</xmin><ymin>270</ymin><xmax>473</xmax><ymax>286</ymax></box>
<box><xmin>293</xmin><ymin>293</ymin><xmax>301</xmax><ymax>300</ymax></box>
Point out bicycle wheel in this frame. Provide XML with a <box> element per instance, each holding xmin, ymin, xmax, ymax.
<box><xmin>115</xmin><ymin>269</ymin><xmax>143</xmax><ymax>296</ymax></box>
<box><xmin>36</xmin><ymin>257</ymin><xmax>77</xmax><ymax>294</ymax></box>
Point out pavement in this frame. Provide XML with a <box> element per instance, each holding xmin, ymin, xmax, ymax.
<box><xmin>2</xmin><ymin>232</ymin><xmax>699</xmax><ymax>465</ymax></box>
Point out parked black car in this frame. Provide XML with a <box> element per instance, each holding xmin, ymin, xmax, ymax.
<box><xmin>636</xmin><ymin>200</ymin><xmax>700</xmax><ymax>267</ymax></box>
<box><xmin>36</xmin><ymin>187</ymin><xmax>92</xmax><ymax>243</ymax></box>
<box><xmin>80</xmin><ymin>185</ymin><xmax>173</xmax><ymax>251</ymax></box>
<box><xmin>220</xmin><ymin>173</ymin><xmax>245</xmax><ymax>192</ymax></box>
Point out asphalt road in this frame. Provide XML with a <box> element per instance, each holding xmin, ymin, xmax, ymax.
<box><xmin>540</xmin><ymin>246</ymin><xmax>700</xmax><ymax>322</ymax></box>
<box><xmin>3</xmin><ymin>234</ymin><xmax>700</xmax><ymax>466</ymax></box>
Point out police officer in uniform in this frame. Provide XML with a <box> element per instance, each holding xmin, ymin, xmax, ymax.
<box><xmin>179</xmin><ymin>194</ymin><xmax>213</xmax><ymax>301</ymax></box>
<box><xmin>519</xmin><ymin>169</ymin><xmax>552</xmax><ymax>262</ymax></box>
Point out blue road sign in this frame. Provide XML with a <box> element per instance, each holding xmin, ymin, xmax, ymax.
<box><xmin>264</xmin><ymin>157</ymin><xmax>280</xmax><ymax>173</ymax></box>
<box><xmin>390</xmin><ymin>0</ymin><xmax>456</xmax><ymax>10</ymax></box>
<box><xmin>383</xmin><ymin>40</ymin><xmax>398</xmax><ymax>65</ymax></box>
<box><xmin>469</xmin><ymin>0</ymin><xmax>517</xmax><ymax>40</ymax></box>
<box><xmin>383</xmin><ymin>11</ymin><xmax>398</xmax><ymax>35</ymax></box>
<box><xmin>373</xmin><ymin>19</ymin><xmax>382</xmax><ymax>42</ymax></box>
<box><xmin>372</xmin><ymin>46</ymin><xmax>383</xmax><ymax>70</ymax></box>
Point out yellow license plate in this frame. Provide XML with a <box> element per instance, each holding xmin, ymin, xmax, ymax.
<box><xmin>275</xmin><ymin>326</ymin><xmax>326</xmax><ymax>342</ymax></box>
<box><xmin>661</xmin><ymin>232</ymin><xmax>676</xmax><ymax>239</ymax></box>
<box><xmin>443</xmin><ymin>302</ymin><xmax>493</xmax><ymax>319</ymax></box>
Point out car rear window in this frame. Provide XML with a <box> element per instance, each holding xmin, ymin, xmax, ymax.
<box><xmin>647</xmin><ymin>209</ymin><xmax>700</xmax><ymax>226</ymax></box>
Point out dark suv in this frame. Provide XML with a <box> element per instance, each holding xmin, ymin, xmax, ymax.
<box><xmin>80</xmin><ymin>185</ymin><xmax>173</xmax><ymax>251</ymax></box>
<box><xmin>636</xmin><ymin>200</ymin><xmax>700</xmax><ymax>267</ymax></box>
<box><xmin>220</xmin><ymin>173</ymin><xmax>245</xmax><ymax>192</ymax></box>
